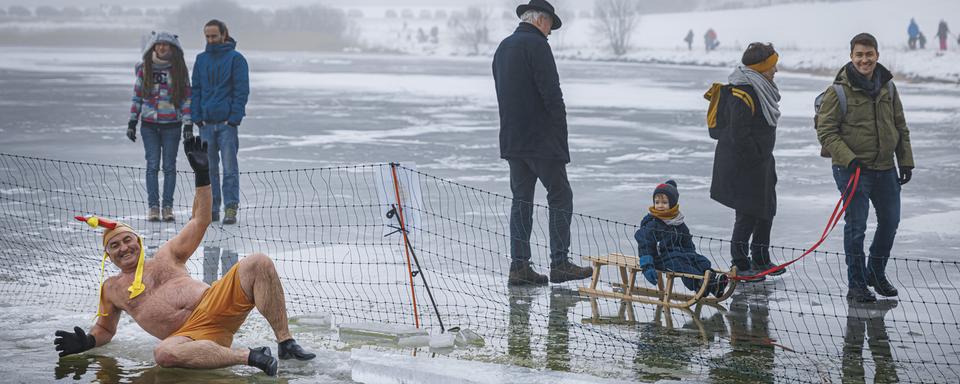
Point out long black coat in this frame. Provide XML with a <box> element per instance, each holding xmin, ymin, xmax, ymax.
<box><xmin>710</xmin><ymin>84</ymin><xmax>778</xmax><ymax>219</ymax></box>
<box><xmin>493</xmin><ymin>23</ymin><xmax>569</xmax><ymax>163</ymax></box>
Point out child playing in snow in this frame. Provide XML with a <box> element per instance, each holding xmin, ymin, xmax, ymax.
<box><xmin>634</xmin><ymin>180</ymin><xmax>728</xmax><ymax>297</ymax></box>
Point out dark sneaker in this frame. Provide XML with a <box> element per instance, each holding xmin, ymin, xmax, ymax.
<box><xmin>147</xmin><ymin>207</ymin><xmax>160</xmax><ymax>222</ymax></box>
<box><xmin>278</xmin><ymin>339</ymin><xmax>316</xmax><ymax>361</ymax></box>
<box><xmin>211</xmin><ymin>211</ymin><xmax>220</xmax><ymax>222</ymax></box>
<box><xmin>752</xmin><ymin>262</ymin><xmax>786</xmax><ymax>276</ymax></box>
<box><xmin>549</xmin><ymin>261</ymin><xmax>593</xmax><ymax>284</ymax></box>
<box><xmin>161</xmin><ymin>207</ymin><xmax>175</xmax><ymax>222</ymax></box>
<box><xmin>867</xmin><ymin>275</ymin><xmax>898</xmax><ymax>297</ymax></box>
<box><xmin>508</xmin><ymin>264</ymin><xmax>548</xmax><ymax>286</ymax></box>
<box><xmin>223</xmin><ymin>206</ymin><xmax>238</xmax><ymax>225</ymax></box>
<box><xmin>735</xmin><ymin>266</ymin><xmax>766</xmax><ymax>282</ymax></box>
<box><xmin>847</xmin><ymin>286</ymin><xmax>877</xmax><ymax>303</ymax></box>
<box><xmin>248</xmin><ymin>346</ymin><xmax>278</xmax><ymax>376</ymax></box>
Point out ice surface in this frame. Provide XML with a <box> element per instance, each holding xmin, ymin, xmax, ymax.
<box><xmin>339</xmin><ymin>322</ymin><xmax>429</xmax><ymax>343</ymax></box>
<box><xmin>349</xmin><ymin>348</ymin><xmax>633</xmax><ymax>384</ymax></box>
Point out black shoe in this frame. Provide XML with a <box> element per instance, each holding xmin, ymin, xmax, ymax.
<box><xmin>846</xmin><ymin>286</ymin><xmax>877</xmax><ymax>303</ymax></box>
<box><xmin>549</xmin><ymin>261</ymin><xmax>593</xmax><ymax>284</ymax></box>
<box><xmin>734</xmin><ymin>265</ymin><xmax>766</xmax><ymax>282</ymax></box>
<box><xmin>752</xmin><ymin>261</ymin><xmax>786</xmax><ymax>276</ymax></box>
<box><xmin>278</xmin><ymin>339</ymin><xmax>316</xmax><ymax>361</ymax></box>
<box><xmin>211</xmin><ymin>212</ymin><xmax>220</xmax><ymax>222</ymax></box>
<box><xmin>867</xmin><ymin>275</ymin><xmax>899</xmax><ymax>297</ymax></box>
<box><xmin>508</xmin><ymin>264</ymin><xmax>548</xmax><ymax>286</ymax></box>
<box><xmin>248</xmin><ymin>346</ymin><xmax>278</xmax><ymax>376</ymax></box>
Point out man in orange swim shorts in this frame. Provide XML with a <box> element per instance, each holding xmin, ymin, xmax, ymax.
<box><xmin>53</xmin><ymin>137</ymin><xmax>314</xmax><ymax>376</ymax></box>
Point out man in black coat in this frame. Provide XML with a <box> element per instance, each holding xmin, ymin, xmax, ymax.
<box><xmin>711</xmin><ymin>43</ymin><xmax>785</xmax><ymax>281</ymax></box>
<box><xmin>493</xmin><ymin>0</ymin><xmax>592</xmax><ymax>286</ymax></box>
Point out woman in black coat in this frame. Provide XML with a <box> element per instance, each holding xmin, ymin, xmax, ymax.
<box><xmin>710</xmin><ymin>43</ymin><xmax>784</xmax><ymax>278</ymax></box>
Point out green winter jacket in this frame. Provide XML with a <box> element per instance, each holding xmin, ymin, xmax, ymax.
<box><xmin>816</xmin><ymin>64</ymin><xmax>914</xmax><ymax>171</ymax></box>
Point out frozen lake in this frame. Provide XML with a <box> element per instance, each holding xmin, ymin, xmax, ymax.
<box><xmin>1</xmin><ymin>47</ymin><xmax>959</xmax><ymax>383</ymax></box>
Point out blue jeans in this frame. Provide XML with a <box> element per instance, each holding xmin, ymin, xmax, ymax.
<box><xmin>833</xmin><ymin>166</ymin><xmax>901</xmax><ymax>289</ymax></box>
<box><xmin>508</xmin><ymin>158</ymin><xmax>573</xmax><ymax>267</ymax></box>
<box><xmin>141</xmin><ymin>122</ymin><xmax>181</xmax><ymax>208</ymax></box>
<box><xmin>200</xmin><ymin>123</ymin><xmax>240</xmax><ymax>214</ymax></box>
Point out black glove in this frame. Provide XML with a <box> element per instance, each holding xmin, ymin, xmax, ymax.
<box><xmin>126</xmin><ymin>121</ymin><xmax>137</xmax><ymax>143</ymax></box>
<box><xmin>899</xmin><ymin>167</ymin><xmax>913</xmax><ymax>185</ymax></box>
<box><xmin>54</xmin><ymin>326</ymin><xmax>96</xmax><ymax>357</ymax></box>
<box><xmin>183</xmin><ymin>136</ymin><xmax>210</xmax><ymax>187</ymax></box>
<box><xmin>182</xmin><ymin>124</ymin><xmax>193</xmax><ymax>140</ymax></box>
<box><xmin>847</xmin><ymin>159</ymin><xmax>862</xmax><ymax>170</ymax></box>
<box><xmin>196</xmin><ymin>121</ymin><xmax>204</xmax><ymax>128</ymax></box>
<box><xmin>227</xmin><ymin>121</ymin><xmax>239</xmax><ymax>128</ymax></box>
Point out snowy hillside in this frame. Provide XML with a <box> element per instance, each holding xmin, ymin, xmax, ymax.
<box><xmin>357</xmin><ymin>0</ymin><xmax>960</xmax><ymax>82</ymax></box>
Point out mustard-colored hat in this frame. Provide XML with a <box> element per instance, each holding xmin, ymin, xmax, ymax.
<box><xmin>75</xmin><ymin>215</ymin><xmax>146</xmax><ymax>318</ymax></box>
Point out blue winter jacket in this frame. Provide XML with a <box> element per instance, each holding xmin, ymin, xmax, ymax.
<box><xmin>191</xmin><ymin>38</ymin><xmax>249</xmax><ymax>125</ymax></box>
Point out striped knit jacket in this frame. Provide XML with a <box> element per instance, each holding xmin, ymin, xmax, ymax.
<box><xmin>130</xmin><ymin>62</ymin><xmax>192</xmax><ymax>125</ymax></box>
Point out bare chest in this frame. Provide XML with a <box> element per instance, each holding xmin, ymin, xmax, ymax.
<box><xmin>109</xmin><ymin>262</ymin><xmax>209</xmax><ymax>338</ymax></box>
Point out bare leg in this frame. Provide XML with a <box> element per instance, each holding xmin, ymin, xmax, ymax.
<box><xmin>154</xmin><ymin>336</ymin><xmax>247</xmax><ymax>369</ymax></box>
<box><xmin>238</xmin><ymin>253</ymin><xmax>292</xmax><ymax>342</ymax></box>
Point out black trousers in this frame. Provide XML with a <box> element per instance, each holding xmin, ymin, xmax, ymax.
<box><xmin>730</xmin><ymin>210</ymin><xmax>773</xmax><ymax>270</ymax></box>
<box><xmin>508</xmin><ymin>158</ymin><xmax>573</xmax><ymax>268</ymax></box>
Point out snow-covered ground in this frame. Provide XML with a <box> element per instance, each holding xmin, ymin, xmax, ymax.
<box><xmin>356</xmin><ymin>0</ymin><xmax>960</xmax><ymax>82</ymax></box>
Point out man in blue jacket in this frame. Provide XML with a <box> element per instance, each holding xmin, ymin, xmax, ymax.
<box><xmin>493</xmin><ymin>0</ymin><xmax>592</xmax><ymax>286</ymax></box>
<box><xmin>192</xmin><ymin>19</ymin><xmax>249</xmax><ymax>225</ymax></box>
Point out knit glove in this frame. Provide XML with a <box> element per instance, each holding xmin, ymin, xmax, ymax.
<box><xmin>126</xmin><ymin>121</ymin><xmax>137</xmax><ymax>142</ymax></box>
<box><xmin>54</xmin><ymin>326</ymin><xmax>96</xmax><ymax>357</ymax></box>
<box><xmin>183</xmin><ymin>136</ymin><xmax>210</xmax><ymax>187</ymax></box>
<box><xmin>182</xmin><ymin>124</ymin><xmax>193</xmax><ymax>140</ymax></box>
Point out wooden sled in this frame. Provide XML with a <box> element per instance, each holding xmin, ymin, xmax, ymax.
<box><xmin>581</xmin><ymin>298</ymin><xmax>724</xmax><ymax>343</ymax></box>
<box><xmin>578</xmin><ymin>253</ymin><xmax>738</xmax><ymax>309</ymax></box>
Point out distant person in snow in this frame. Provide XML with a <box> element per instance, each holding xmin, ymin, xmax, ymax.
<box><xmin>128</xmin><ymin>31</ymin><xmax>192</xmax><ymax>223</ymax></box>
<box><xmin>918</xmin><ymin>31</ymin><xmax>927</xmax><ymax>49</ymax></box>
<box><xmin>907</xmin><ymin>18</ymin><xmax>920</xmax><ymax>50</ymax></box>
<box><xmin>634</xmin><ymin>180</ymin><xmax>729</xmax><ymax>297</ymax></box>
<box><xmin>935</xmin><ymin>20</ymin><xmax>950</xmax><ymax>51</ymax></box>
<box><xmin>704</xmin><ymin>28</ymin><xmax>719</xmax><ymax>52</ymax></box>
<box><xmin>493</xmin><ymin>0</ymin><xmax>593</xmax><ymax>286</ymax></box>
<box><xmin>816</xmin><ymin>33</ymin><xmax>914</xmax><ymax>303</ymax></box>
<box><xmin>710</xmin><ymin>42</ymin><xmax>785</xmax><ymax>282</ymax></box>
<box><xmin>192</xmin><ymin>19</ymin><xmax>249</xmax><ymax>225</ymax></box>
<box><xmin>684</xmin><ymin>29</ymin><xmax>694</xmax><ymax>50</ymax></box>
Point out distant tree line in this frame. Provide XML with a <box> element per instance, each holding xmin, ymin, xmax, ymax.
<box><xmin>165</xmin><ymin>0</ymin><xmax>354</xmax><ymax>50</ymax></box>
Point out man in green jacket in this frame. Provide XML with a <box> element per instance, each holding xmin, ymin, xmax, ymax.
<box><xmin>816</xmin><ymin>33</ymin><xmax>914</xmax><ymax>303</ymax></box>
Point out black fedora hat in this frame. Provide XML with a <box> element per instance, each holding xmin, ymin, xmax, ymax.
<box><xmin>516</xmin><ymin>0</ymin><xmax>562</xmax><ymax>30</ymax></box>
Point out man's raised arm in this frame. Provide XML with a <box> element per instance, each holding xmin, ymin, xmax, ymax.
<box><xmin>164</xmin><ymin>137</ymin><xmax>212</xmax><ymax>263</ymax></box>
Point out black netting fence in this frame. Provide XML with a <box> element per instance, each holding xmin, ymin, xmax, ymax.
<box><xmin>1</xmin><ymin>153</ymin><xmax>958</xmax><ymax>383</ymax></box>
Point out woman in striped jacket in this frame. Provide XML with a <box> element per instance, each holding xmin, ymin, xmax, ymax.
<box><xmin>128</xmin><ymin>31</ymin><xmax>192</xmax><ymax>222</ymax></box>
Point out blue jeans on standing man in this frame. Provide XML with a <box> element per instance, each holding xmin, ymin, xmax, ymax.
<box><xmin>141</xmin><ymin>122</ymin><xmax>181</xmax><ymax>209</ymax></box>
<box><xmin>833</xmin><ymin>166</ymin><xmax>901</xmax><ymax>289</ymax></box>
<box><xmin>200</xmin><ymin>122</ymin><xmax>240</xmax><ymax>215</ymax></box>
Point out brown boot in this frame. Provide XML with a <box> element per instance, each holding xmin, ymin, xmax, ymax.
<box><xmin>550</xmin><ymin>261</ymin><xmax>593</xmax><ymax>284</ymax></box>
<box><xmin>161</xmin><ymin>207</ymin><xmax>175</xmax><ymax>222</ymax></box>
<box><xmin>508</xmin><ymin>264</ymin><xmax>548</xmax><ymax>286</ymax></box>
<box><xmin>147</xmin><ymin>207</ymin><xmax>160</xmax><ymax>222</ymax></box>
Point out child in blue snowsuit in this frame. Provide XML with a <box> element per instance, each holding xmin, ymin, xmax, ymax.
<box><xmin>634</xmin><ymin>180</ymin><xmax>727</xmax><ymax>296</ymax></box>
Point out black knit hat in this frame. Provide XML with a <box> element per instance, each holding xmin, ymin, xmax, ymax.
<box><xmin>653</xmin><ymin>180</ymin><xmax>679</xmax><ymax>208</ymax></box>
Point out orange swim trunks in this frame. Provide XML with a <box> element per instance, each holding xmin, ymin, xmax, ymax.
<box><xmin>170</xmin><ymin>263</ymin><xmax>254</xmax><ymax>347</ymax></box>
